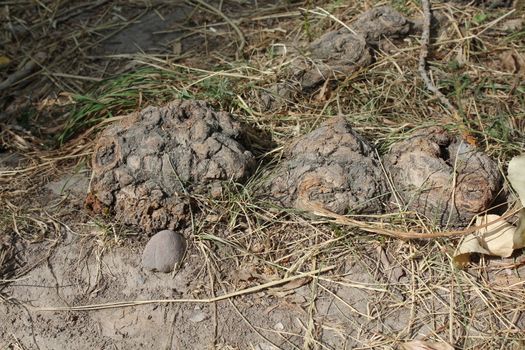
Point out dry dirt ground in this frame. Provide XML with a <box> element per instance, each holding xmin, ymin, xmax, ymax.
<box><xmin>1</xmin><ymin>1</ymin><xmax>525</xmax><ymax>349</ymax></box>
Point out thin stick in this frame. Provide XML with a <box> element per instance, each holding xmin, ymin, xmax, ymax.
<box><xmin>35</xmin><ymin>265</ymin><xmax>335</xmax><ymax>312</ymax></box>
<box><xmin>46</xmin><ymin>72</ymin><xmax>103</xmax><ymax>82</ymax></box>
<box><xmin>0</xmin><ymin>52</ymin><xmax>46</xmax><ymax>92</ymax></box>
<box><xmin>301</xmin><ymin>7</ymin><xmax>359</xmax><ymax>37</ymax></box>
<box><xmin>302</xmin><ymin>201</ymin><xmax>522</xmax><ymax>240</ymax></box>
<box><xmin>418</xmin><ymin>0</ymin><xmax>458</xmax><ymax>115</ymax></box>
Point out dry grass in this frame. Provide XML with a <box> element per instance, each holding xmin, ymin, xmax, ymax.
<box><xmin>1</xmin><ymin>0</ymin><xmax>525</xmax><ymax>349</ymax></box>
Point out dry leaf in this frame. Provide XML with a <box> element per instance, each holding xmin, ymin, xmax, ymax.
<box><xmin>460</xmin><ymin>215</ymin><xmax>518</xmax><ymax>257</ymax></box>
<box><xmin>172</xmin><ymin>40</ymin><xmax>182</xmax><ymax>56</ymax></box>
<box><xmin>453</xmin><ymin>153</ymin><xmax>525</xmax><ymax>264</ymax></box>
<box><xmin>462</xmin><ymin>131</ymin><xmax>478</xmax><ymax>147</ymax></box>
<box><xmin>268</xmin><ymin>277</ymin><xmax>311</xmax><ymax>295</ymax></box>
<box><xmin>454</xmin><ymin>213</ymin><xmax>525</xmax><ymax>264</ymax></box>
<box><xmin>453</xmin><ymin>252</ymin><xmax>471</xmax><ymax>269</ymax></box>
<box><xmin>36</xmin><ymin>92</ymin><xmax>73</xmax><ymax>111</ymax></box>
<box><xmin>507</xmin><ymin>154</ymin><xmax>525</xmax><ymax>206</ymax></box>
<box><xmin>500</xmin><ymin>51</ymin><xmax>525</xmax><ymax>75</ymax></box>
<box><xmin>0</xmin><ymin>55</ymin><xmax>11</xmax><ymax>67</ymax></box>
<box><xmin>400</xmin><ymin>340</ymin><xmax>454</xmax><ymax>350</ymax></box>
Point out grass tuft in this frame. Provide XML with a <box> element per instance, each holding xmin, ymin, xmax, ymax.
<box><xmin>59</xmin><ymin>67</ymin><xmax>184</xmax><ymax>143</ymax></box>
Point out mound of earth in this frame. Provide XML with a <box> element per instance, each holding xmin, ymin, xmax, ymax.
<box><xmin>299</xmin><ymin>6</ymin><xmax>413</xmax><ymax>89</ymax></box>
<box><xmin>384</xmin><ymin>127</ymin><xmax>502</xmax><ymax>226</ymax></box>
<box><xmin>258</xmin><ymin>6</ymin><xmax>415</xmax><ymax>110</ymax></box>
<box><xmin>88</xmin><ymin>100</ymin><xmax>256</xmax><ymax>233</ymax></box>
<box><xmin>297</xmin><ymin>30</ymin><xmax>372</xmax><ymax>90</ymax></box>
<box><xmin>265</xmin><ymin>117</ymin><xmax>388</xmax><ymax>214</ymax></box>
<box><xmin>352</xmin><ymin>5</ymin><xmax>413</xmax><ymax>45</ymax></box>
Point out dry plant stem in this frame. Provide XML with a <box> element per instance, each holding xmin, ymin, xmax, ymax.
<box><xmin>418</xmin><ymin>0</ymin><xmax>458</xmax><ymax>115</ymax></box>
<box><xmin>135</xmin><ymin>56</ymin><xmax>263</xmax><ymax>80</ymax></box>
<box><xmin>302</xmin><ymin>7</ymin><xmax>359</xmax><ymax>37</ymax></box>
<box><xmin>187</xmin><ymin>0</ymin><xmax>245</xmax><ymax>58</ymax></box>
<box><xmin>36</xmin><ymin>265</ymin><xmax>335</xmax><ymax>312</ymax></box>
<box><xmin>305</xmin><ymin>203</ymin><xmax>521</xmax><ymax>240</ymax></box>
<box><xmin>0</xmin><ymin>52</ymin><xmax>47</xmax><ymax>93</ymax></box>
<box><xmin>303</xmin><ymin>262</ymin><xmax>318</xmax><ymax>350</ymax></box>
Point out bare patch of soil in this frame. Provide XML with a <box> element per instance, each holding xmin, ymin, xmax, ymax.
<box><xmin>0</xmin><ymin>180</ymin><xmax>416</xmax><ymax>349</ymax></box>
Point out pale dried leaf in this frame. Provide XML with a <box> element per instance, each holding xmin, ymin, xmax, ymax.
<box><xmin>0</xmin><ymin>55</ymin><xmax>11</xmax><ymax>67</ymax></box>
<box><xmin>508</xmin><ymin>154</ymin><xmax>525</xmax><ymax>207</ymax></box>
<box><xmin>500</xmin><ymin>51</ymin><xmax>524</xmax><ymax>74</ymax></box>
<box><xmin>513</xmin><ymin>208</ymin><xmax>525</xmax><ymax>248</ymax></box>
<box><xmin>455</xmin><ymin>213</ymin><xmax>525</xmax><ymax>261</ymax></box>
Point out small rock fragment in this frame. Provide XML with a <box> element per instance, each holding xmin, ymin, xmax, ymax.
<box><xmin>273</xmin><ymin>322</ymin><xmax>284</xmax><ymax>331</ymax></box>
<box><xmin>189</xmin><ymin>308</ymin><xmax>208</xmax><ymax>323</ymax></box>
<box><xmin>384</xmin><ymin>127</ymin><xmax>502</xmax><ymax>226</ymax></box>
<box><xmin>142</xmin><ymin>230</ymin><xmax>186</xmax><ymax>273</ymax></box>
<box><xmin>266</xmin><ymin>117</ymin><xmax>388</xmax><ymax>214</ymax></box>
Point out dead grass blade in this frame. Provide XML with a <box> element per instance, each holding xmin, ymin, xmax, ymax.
<box><xmin>303</xmin><ymin>202</ymin><xmax>522</xmax><ymax>240</ymax></box>
<box><xmin>36</xmin><ymin>265</ymin><xmax>335</xmax><ymax>312</ymax></box>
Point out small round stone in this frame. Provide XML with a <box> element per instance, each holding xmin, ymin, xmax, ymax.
<box><xmin>142</xmin><ymin>230</ymin><xmax>186</xmax><ymax>273</ymax></box>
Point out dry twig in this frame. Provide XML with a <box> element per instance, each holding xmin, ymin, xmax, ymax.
<box><xmin>36</xmin><ymin>265</ymin><xmax>335</xmax><ymax>311</ymax></box>
<box><xmin>0</xmin><ymin>52</ymin><xmax>46</xmax><ymax>93</ymax></box>
<box><xmin>418</xmin><ymin>0</ymin><xmax>458</xmax><ymax>115</ymax></box>
<box><xmin>303</xmin><ymin>201</ymin><xmax>521</xmax><ymax>240</ymax></box>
